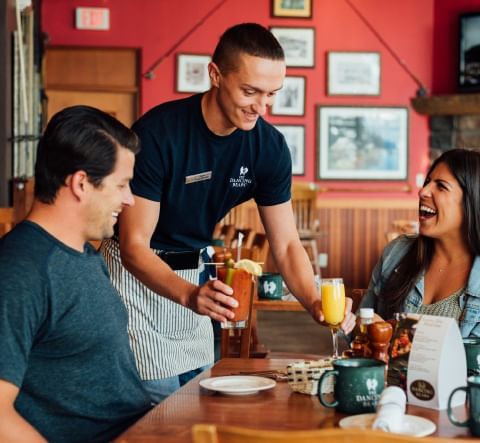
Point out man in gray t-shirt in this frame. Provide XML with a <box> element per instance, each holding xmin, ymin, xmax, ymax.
<box><xmin>0</xmin><ymin>106</ymin><xmax>151</xmax><ymax>443</ymax></box>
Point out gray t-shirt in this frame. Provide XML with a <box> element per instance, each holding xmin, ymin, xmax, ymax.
<box><xmin>0</xmin><ymin>221</ymin><xmax>151</xmax><ymax>443</ymax></box>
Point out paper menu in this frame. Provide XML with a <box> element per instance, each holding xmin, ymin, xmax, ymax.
<box><xmin>406</xmin><ymin>315</ymin><xmax>466</xmax><ymax>410</ymax></box>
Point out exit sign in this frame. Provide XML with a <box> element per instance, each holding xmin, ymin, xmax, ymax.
<box><xmin>75</xmin><ymin>7</ymin><xmax>110</xmax><ymax>30</ymax></box>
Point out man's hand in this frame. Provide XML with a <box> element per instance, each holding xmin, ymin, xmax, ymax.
<box><xmin>186</xmin><ymin>280</ymin><xmax>239</xmax><ymax>323</ymax></box>
<box><xmin>311</xmin><ymin>297</ymin><xmax>357</xmax><ymax>335</ymax></box>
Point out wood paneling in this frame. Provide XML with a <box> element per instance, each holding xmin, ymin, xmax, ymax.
<box><xmin>44</xmin><ymin>47</ymin><xmax>139</xmax><ymax>127</ymax></box>
<box><xmin>44</xmin><ymin>47</ymin><xmax>137</xmax><ymax>90</ymax></box>
<box><xmin>229</xmin><ymin>198</ymin><xmax>418</xmax><ymax>291</ymax></box>
<box><xmin>46</xmin><ymin>90</ymin><xmax>137</xmax><ymax>128</ymax></box>
<box><xmin>317</xmin><ymin>201</ymin><xmax>418</xmax><ymax>289</ymax></box>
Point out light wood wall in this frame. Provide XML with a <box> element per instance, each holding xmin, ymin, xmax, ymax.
<box><xmin>230</xmin><ymin>198</ymin><xmax>418</xmax><ymax>290</ymax></box>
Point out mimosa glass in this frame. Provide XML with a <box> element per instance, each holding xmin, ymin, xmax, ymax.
<box><xmin>321</xmin><ymin>278</ymin><xmax>346</xmax><ymax>358</ymax></box>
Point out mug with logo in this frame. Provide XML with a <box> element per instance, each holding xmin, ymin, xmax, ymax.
<box><xmin>448</xmin><ymin>375</ymin><xmax>480</xmax><ymax>436</ymax></box>
<box><xmin>258</xmin><ymin>273</ymin><xmax>283</xmax><ymax>300</ymax></box>
<box><xmin>318</xmin><ymin>358</ymin><xmax>385</xmax><ymax>414</ymax></box>
<box><xmin>464</xmin><ymin>337</ymin><xmax>480</xmax><ymax>376</ymax></box>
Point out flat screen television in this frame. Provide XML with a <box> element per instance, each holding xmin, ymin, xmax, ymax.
<box><xmin>459</xmin><ymin>12</ymin><xmax>480</xmax><ymax>91</ymax></box>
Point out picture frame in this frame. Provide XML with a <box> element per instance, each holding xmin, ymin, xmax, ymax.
<box><xmin>317</xmin><ymin>106</ymin><xmax>408</xmax><ymax>180</ymax></box>
<box><xmin>271</xmin><ymin>0</ymin><xmax>312</xmax><ymax>18</ymax></box>
<box><xmin>327</xmin><ymin>51</ymin><xmax>381</xmax><ymax>96</ymax></box>
<box><xmin>274</xmin><ymin>124</ymin><xmax>305</xmax><ymax>175</ymax></box>
<box><xmin>271</xmin><ymin>75</ymin><xmax>306</xmax><ymax>116</ymax></box>
<box><xmin>270</xmin><ymin>27</ymin><xmax>315</xmax><ymax>67</ymax></box>
<box><xmin>459</xmin><ymin>12</ymin><xmax>480</xmax><ymax>91</ymax></box>
<box><xmin>176</xmin><ymin>53</ymin><xmax>211</xmax><ymax>93</ymax></box>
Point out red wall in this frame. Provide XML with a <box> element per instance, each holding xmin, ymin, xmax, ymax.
<box><xmin>41</xmin><ymin>0</ymin><xmax>434</xmax><ymax>199</ymax></box>
<box><xmin>433</xmin><ymin>0</ymin><xmax>480</xmax><ymax>94</ymax></box>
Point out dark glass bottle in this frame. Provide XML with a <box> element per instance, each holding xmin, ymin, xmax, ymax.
<box><xmin>350</xmin><ymin>308</ymin><xmax>374</xmax><ymax>357</ymax></box>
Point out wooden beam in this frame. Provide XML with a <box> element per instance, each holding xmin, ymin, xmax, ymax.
<box><xmin>411</xmin><ymin>93</ymin><xmax>480</xmax><ymax>116</ymax></box>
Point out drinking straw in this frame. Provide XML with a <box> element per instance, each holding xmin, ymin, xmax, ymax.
<box><xmin>236</xmin><ymin>232</ymin><xmax>244</xmax><ymax>262</ymax></box>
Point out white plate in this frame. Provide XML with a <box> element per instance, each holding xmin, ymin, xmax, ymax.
<box><xmin>339</xmin><ymin>413</ymin><xmax>436</xmax><ymax>437</ymax></box>
<box><xmin>199</xmin><ymin>376</ymin><xmax>276</xmax><ymax>396</ymax></box>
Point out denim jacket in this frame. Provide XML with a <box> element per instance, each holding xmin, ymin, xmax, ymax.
<box><xmin>359</xmin><ymin>234</ymin><xmax>480</xmax><ymax>337</ymax></box>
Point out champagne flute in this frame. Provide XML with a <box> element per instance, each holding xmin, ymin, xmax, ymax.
<box><xmin>321</xmin><ymin>278</ymin><xmax>346</xmax><ymax>358</ymax></box>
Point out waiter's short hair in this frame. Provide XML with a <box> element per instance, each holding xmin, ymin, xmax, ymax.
<box><xmin>34</xmin><ymin>105</ymin><xmax>139</xmax><ymax>204</ymax></box>
<box><xmin>212</xmin><ymin>22</ymin><xmax>285</xmax><ymax>74</ymax></box>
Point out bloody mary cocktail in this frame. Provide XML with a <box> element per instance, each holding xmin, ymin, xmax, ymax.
<box><xmin>217</xmin><ymin>265</ymin><xmax>254</xmax><ymax>329</ymax></box>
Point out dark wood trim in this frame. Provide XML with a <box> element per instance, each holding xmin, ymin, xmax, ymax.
<box><xmin>411</xmin><ymin>93</ymin><xmax>480</xmax><ymax>115</ymax></box>
<box><xmin>0</xmin><ymin>0</ymin><xmax>15</xmax><ymax>206</ymax></box>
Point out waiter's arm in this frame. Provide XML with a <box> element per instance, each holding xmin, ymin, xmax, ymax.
<box><xmin>258</xmin><ymin>201</ymin><xmax>356</xmax><ymax>334</ymax></box>
<box><xmin>118</xmin><ymin>195</ymin><xmax>237</xmax><ymax>321</ymax></box>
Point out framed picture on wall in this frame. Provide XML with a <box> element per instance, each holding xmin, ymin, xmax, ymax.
<box><xmin>317</xmin><ymin>106</ymin><xmax>408</xmax><ymax>180</ymax></box>
<box><xmin>270</xmin><ymin>27</ymin><xmax>315</xmax><ymax>67</ymax></box>
<box><xmin>271</xmin><ymin>0</ymin><xmax>312</xmax><ymax>18</ymax></box>
<box><xmin>271</xmin><ymin>75</ymin><xmax>306</xmax><ymax>116</ymax></box>
<box><xmin>459</xmin><ymin>12</ymin><xmax>480</xmax><ymax>91</ymax></box>
<box><xmin>327</xmin><ymin>52</ymin><xmax>381</xmax><ymax>95</ymax></box>
<box><xmin>274</xmin><ymin>124</ymin><xmax>305</xmax><ymax>175</ymax></box>
<box><xmin>176</xmin><ymin>53</ymin><xmax>211</xmax><ymax>93</ymax></box>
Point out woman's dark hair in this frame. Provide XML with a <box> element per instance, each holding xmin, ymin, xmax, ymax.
<box><xmin>212</xmin><ymin>22</ymin><xmax>284</xmax><ymax>74</ymax></box>
<box><xmin>34</xmin><ymin>105</ymin><xmax>140</xmax><ymax>204</ymax></box>
<box><xmin>380</xmin><ymin>148</ymin><xmax>480</xmax><ymax>318</ymax></box>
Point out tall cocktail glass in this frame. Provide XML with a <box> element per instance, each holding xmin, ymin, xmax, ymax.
<box><xmin>321</xmin><ymin>277</ymin><xmax>346</xmax><ymax>358</ymax></box>
<box><xmin>217</xmin><ymin>266</ymin><xmax>254</xmax><ymax>329</ymax></box>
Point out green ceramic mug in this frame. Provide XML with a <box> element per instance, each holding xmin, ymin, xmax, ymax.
<box><xmin>258</xmin><ymin>273</ymin><xmax>283</xmax><ymax>300</ymax></box>
<box><xmin>448</xmin><ymin>375</ymin><xmax>480</xmax><ymax>437</ymax></box>
<box><xmin>464</xmin><ymin>338</ymin><xmax>480</xmax><ymax>376</ymax></box>
<box><xmin>318</xmin><ymin>358</ymin><xmax>385</xmax><ymax>414</ymax></box>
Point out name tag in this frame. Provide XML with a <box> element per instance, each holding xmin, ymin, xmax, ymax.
<box><xmin>185</xmin><ymin>171</ymin><xmax>212</xmax><ymax>184</ymax></box>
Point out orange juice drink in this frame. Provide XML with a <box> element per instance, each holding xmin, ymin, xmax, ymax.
<box><xmin>321</xmin><ymin>279</ymin><xmax>346</xmax><ymax>327</ymax></box>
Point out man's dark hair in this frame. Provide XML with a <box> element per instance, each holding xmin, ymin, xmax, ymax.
<box><xmin>34</xmin><ymin>105</ymin><xmax>140</xmax><ymax>204</ymax></box>
<box><xmin>379</xmin><ymin>148</ymin><xmax>480</xmax><ymax>318</ymax></box>
<box><xmin>212</xmin><ymin>22</ymin><xmax>285</xmax><ymax>74</ymax></box>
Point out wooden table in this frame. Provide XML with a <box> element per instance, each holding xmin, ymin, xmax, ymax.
<box><xmin>115</xmin><ymin>358</ymin><xmax>471</xmax><ymax>442</ymax></box>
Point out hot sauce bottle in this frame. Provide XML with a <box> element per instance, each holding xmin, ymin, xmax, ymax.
<box><xmin>350</xmin><ymin>308</ymin><xmax>374</xmax><ymax>358</ymax></box>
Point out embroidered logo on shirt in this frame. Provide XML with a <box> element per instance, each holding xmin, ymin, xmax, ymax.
<box><xmin>230</xmin><ymin>166</ymin><xmax>252</xmax><ymax>188</ymax></box>
<box><xmin>185</xmin><ymin>171</ymin><xmax>212</xmax><ymax>184</ymax></box>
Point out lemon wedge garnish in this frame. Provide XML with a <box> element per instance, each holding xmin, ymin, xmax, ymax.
<box><xmin>234</xmin><ymin>259</ymin><xmax>263</xmax><ymax>276</ymax></box>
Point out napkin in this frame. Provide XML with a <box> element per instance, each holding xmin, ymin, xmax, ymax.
<box><xmin>372</xmin><ymin>386</ymin><xmax>406</xmax><ymax>433</ymax></box>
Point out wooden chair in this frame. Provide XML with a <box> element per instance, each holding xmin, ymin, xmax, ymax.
<box><xmin>386</xmin><ymin>219</ymin><xmax>418</xmax><ymax>243</ymax></box>
<box><xmin>215</xmin><ymin>235</ymin><xmax>270</xmax><ymax>359</ymax></box>
<box><xmin>350</xmin><ymin>288</ymin><xmax>367</xmax><ymax>313</ymax></box>
<box><xmin>220</xmin><ymin>275</ymin><xmax>259</xmax><ymax>359</ymax></box>
<box><xmin>392</xmin><ymin>219</ymin><xmax>419</xmax><ymax>234</ymax></box>
<box><xmin>230</xmin><ymin>228</ymin><xmax>257</xmax><ymax>250</ymax></box>
<box><xmin>191</xmin><ymin>424</ymin><xmax>459</xmax><ymax>443</ymax></box>
<box><xmin>192</xmin><ymin>424</ymin><xmax>458</xmax><ymax>443</ymax></box>
<box><xmin>212</xmin><ymin>224</ymin><xmax>237</xmax><ymax>248</ymax></box>
<box><xmin>291</xmin><ymin>182</ymin><xmax>325</xmax><ymax>276</ymax></box>
<box><xmin>249</xmin><ymin>233</ymin><xmax>269</xmax><ymax>264</ymax></box>
<box><xmin>213</xmin><ymin>201</ymin><xmax>253</xmax><ymax>239</ymax></box>
<box><xmin>0</xmin><ymin>207</ymin><xmax>15</xmax><ymax>237</ymax></box>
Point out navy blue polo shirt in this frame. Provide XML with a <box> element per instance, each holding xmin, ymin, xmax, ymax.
<box><xmin>130</xmin><ymin>94</ymin><xmax>292</xmax><ymax>251</ymax></box>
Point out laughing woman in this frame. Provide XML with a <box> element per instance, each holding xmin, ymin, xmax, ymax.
<box><xmin>359</xmin><ymin>148</ymin><xmax>480</xmax><ymax>337</ymax></box>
